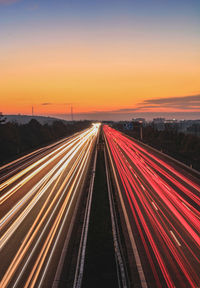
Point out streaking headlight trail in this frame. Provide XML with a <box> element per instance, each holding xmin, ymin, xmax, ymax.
<box><xmin>0</xmin><ymin>123</ymin><xmax>100</xmax><ymax>288</ymax></box>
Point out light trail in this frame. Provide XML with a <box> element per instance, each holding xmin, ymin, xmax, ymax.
<box><xmin>0</xmin><ymin>134</ymin><xmax>89</xmax><ymax>249</ymax></box>
<box><xmin>104</xmin><ymin>125</ymin><xmax>200</xmax><ymax>288</ymax></box>
<box><xmin>0</xmin><ymin>128</ymin><xmax>97</xmax><ymax>238</ymax></box>
<box><xmin>0</xmin><ymin>128</ymin><xmax>93</xmax><ymax>203</ymax></box>
<box><xmin>0</xmin><ymin>123</ymin><xmax>100</xmax><ymax>288</ymax></box>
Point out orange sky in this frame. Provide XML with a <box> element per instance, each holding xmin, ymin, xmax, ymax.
<box><xmin>0</xmin><ymin>1</ymin><xmax>200</xmax><ymax>118</ymax></box>
<box><xmin>1</xmin><ymin>40</ymin><xmax>199</xmax><ymax>115</ymax></box>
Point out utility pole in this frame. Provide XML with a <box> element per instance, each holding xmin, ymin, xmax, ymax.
<box><xmin>32</xmin><ymin>106</ymin><xmax>34</xmax><ymax>116</ymax></box>
<box><xmin>66</xmin><ymin>103</ymin><xmax>75</xmax><ymax>121</ymax></box>
<box><xmin>71</xmin><ymin>104</ymin><xmax>73</xmax><ymax>121</ymax></box>
<box><xmin>66</xmin><ymin>103</ymin><xmax>71</xmax><ymax>121</ymax></box>
<box><xmin>140</xmin><ymin>125</ymin><xmax>143</xmax><ymax>141</ymax></box>
<box><xmin>66</xmin><ymin>104</ymin><xmax>68</xmax><ymax>121</ymax></box>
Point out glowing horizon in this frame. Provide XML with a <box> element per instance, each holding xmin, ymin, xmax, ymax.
<box><xmin>0</xmin><ymin>0</ymin><xmax>199</xmax><ymax>119</ymax></box>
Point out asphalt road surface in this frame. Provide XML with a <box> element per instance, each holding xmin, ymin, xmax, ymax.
<box><xmin>0</xmin><ymin>124</ymin><xmax>100</xmax><ymax>288</ymax></box>
<box><xmin>104</xmin><ymin>125</ymin><xmax>200</xmax><ymax>288</ymax></box>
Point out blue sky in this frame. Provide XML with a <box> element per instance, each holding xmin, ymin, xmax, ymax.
<box><xmin>1</xmin><ymin>0</ymin><xmax>199</xmax><ymax>26</ymax></box>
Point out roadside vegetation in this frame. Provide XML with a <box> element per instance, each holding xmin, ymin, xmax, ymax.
<box><xmin>0</xmin><ymin>117</ymin><xmax>91</xmax><ymax>165</ymax></box>
<box><xmin>112</xmin><ymin>122</ymin><xmax>200</xmax><ymax>171</ymax></box>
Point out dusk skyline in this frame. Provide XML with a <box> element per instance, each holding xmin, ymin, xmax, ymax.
<box><xmin>0</xmin><ymin>0</ymin><xmax>200</xmax><ymax>120</ymax></box>
<box><xmin>1</xmin><ymin>3</ymin><xmax>200</xmax><ymax>287</ymax></box>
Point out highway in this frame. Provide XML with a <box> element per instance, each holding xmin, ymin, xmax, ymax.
<box><xmin>103</xmin><ymin>125</ymin><xmax>200</xmax><ymax>288</ymax></box>
<box><xmin>0</xmin><ymin>124</ymin><xmax>100</xmax><ymax>288</ymax></box>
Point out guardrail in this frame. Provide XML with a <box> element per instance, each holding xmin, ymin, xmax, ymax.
<box><xmin>124</xmin><ymin>133</ymin><xmax>200</xmax><ymax>179</ymax></box>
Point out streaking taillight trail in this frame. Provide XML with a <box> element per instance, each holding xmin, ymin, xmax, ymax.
<box><xmin>103</xmin><ymin>125</ymin><xmax>200</xmax><ymax>288</ymax></box>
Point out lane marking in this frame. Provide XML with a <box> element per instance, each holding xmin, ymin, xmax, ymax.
<box><xmin>170</xmin><ymin>230</ymin><xmax>181</xmax><ymax>247</ymax></box>
<box><xmin>182</xmin><ymin>202</ymin><xmax>200</xmax><ymax>220</ymax></box>
<box><xmin>152</xmin><ymin>202</ymin><xmax>158</xmax><ymax>211</ymax></box>
<box><xmin>162</xmin><ymin>183</ymin><xmax>171</xmax><ymax>191</ymax></box>
<box><xmin>104</xmin><ymin>147</ymin><xmax>128</xmax><ymax>288</ymax></box>
<box><xmin>105</xmin><ymin>138</ymin><xmax>148</xmax><ymax>288</ymax></box>
<box><xmin>182</xmin><ymin>202</ymin><xmax>191</xmax><ymax>211</ymax></box>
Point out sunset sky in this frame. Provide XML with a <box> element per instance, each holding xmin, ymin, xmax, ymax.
<box><xmin>0</xmin><ymin>0</ymin><xmax>200</xmax><ymax>120</ymax></box>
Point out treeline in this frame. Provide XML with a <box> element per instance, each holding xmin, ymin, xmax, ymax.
<box><xmin>112</xmin><ymin>123</ymin><xmax>200</xmax><ymax>171</ymax></box>
<box><xmin>0</xmin><ymin>119</ymin><xmax>91</xmax><ymax>165</ymax></box>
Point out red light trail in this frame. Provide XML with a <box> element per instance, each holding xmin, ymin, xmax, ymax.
<box><xmin>103</xmin><ymin>125</ymin><xmax>200</xmax><ymax>288</ymax></box>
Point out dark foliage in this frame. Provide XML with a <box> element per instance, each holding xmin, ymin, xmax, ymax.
<box><xmin>112</xmin><ymin>123</ymin><xmax>200</xmax><ymax>171</ymax></box>
<box><xmin>0</xmin><ymin>119</ymin><xmax>91</xmax><ymax>165</ymax></box>
<box><xmin>0</xmin><ymin>113</ymin><xmax>6</xmax><ymax>124</ymax></box>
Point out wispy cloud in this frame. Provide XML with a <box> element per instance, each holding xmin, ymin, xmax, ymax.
<box><xmin>111</xmin><ymin>108</ymin><xmax>139</xmax><ymax>113</ymax></box>
<box><xmin>104</xmin><ymin>94</ymin><xmax>200</xmax><ymax>114</ymax></box>
<box><xmin>141</xmin><ymin>94</ymin><xmax>200</xmax><ymax>110</ymax></box>
<box><xmin>41</xmin><ymin>103</ymin><xmax>52</xmax><ymax>106</ymax></box>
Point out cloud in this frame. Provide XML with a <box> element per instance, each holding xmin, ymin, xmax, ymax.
<box><xmin>41</xmin><ymin>94</ymin><xmax>200</xmax><ymax>122</ymax></box>
<box><xmin>89</xmin><ymin>108</ymin><xmax>140</xmax><ymax>114</ymax></box>
<box><xmin>72</xmin><ymin>94</ymin><xmax>200</xmax><ymax>118</ymax></box>
<box><xmin>0</xmin><ymin>0</ymin><xmax>21</xmax><ymax>5</ymax></box>
<box><xmin>111</xmin><ymin>108</ymin><xmax>139</xmax><ymax>113</ymax></box>
<box><xmin>108</xmin><ymin>94</ymin><xmax>200</xmax><ymax>114</ymax></box>
<box><xmin>141</xmin><ymin>94</ymin><xmax>200</xmax><ymax>110</ymax></box>
<box><xmin>41</xmin><ymin>103</ymin><xmax>52</xmax><ymax>106</ymax></box>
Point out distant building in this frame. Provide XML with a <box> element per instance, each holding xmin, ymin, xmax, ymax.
<box><xmin>164</xmin><ymin>119</ymin><xmax>179</xmax><ymax>131</ymax></box>
<box><xmin>153</xmin><ymin>118</ymin><xmax>165</xmax><ymax>131</ymax></box>
<box><xmin>132</xmin><ymin>118</ymin><xmax>146</xmax><ymax>128</ymax></box>
<box><xmin>153</xmin><ymin>118</ymin><xmax>165</xmax><ymax>123</ymax></box>
<box><xmin>151</xmin><ymin>118</ymin><xmax>200</xmax><ymax>136</ymax></box>
<box><xmin>165</xmin><ymin>118</ymin><xmax>177</xmax><ymax>123</ymax></box>
<box><xmin>133</xmin><ymin>118</ymin><xmax>146</xmax><ymax>123</ymax></box>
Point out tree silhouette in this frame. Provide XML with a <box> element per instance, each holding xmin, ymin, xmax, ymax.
<box><xmin>0</xmin><ymin>120</ymin><xmax>91</xmax><ymax>166</ymax></box>
<box><xmin>0</xmin><ymin>113</ymin><xmax>6</xmax><ymax>124</ymax></box>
